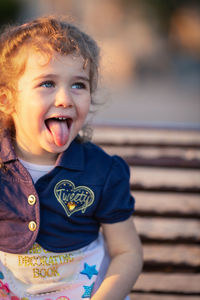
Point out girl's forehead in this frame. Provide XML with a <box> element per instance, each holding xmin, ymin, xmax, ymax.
<box><xmin>21</xmin><ymin>49</ymin><xmax>89</xmax><ymax>77</ymax></box>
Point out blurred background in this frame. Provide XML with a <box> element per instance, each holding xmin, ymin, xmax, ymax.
<box><xmin>0</xmin><ymin>0</ymin><xmax>200</xmax><ymax>129</ymax></box>
<box><xmin>1</xmin><ymin>2</ymin><xmax>200</xmax><ymax>299</ymax></box>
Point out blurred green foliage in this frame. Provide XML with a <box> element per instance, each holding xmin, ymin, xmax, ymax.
<box><xmin>0</xmin><ymin>0</ymin><xmax>22</xmax><ymax>28</ymax></box>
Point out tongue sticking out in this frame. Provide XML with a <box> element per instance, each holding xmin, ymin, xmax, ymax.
<box><xmin>46</xmin><ymin>119</ymin><xmax>69</xmax><ymax>147</ymax></box>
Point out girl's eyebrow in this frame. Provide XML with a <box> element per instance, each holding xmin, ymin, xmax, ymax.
<box><xmin>33</xmin><ymin>74</ymin><xmax>59</xmax><ymax>81</ymax></box>
<box><xmin>74</xmin><ymin>76</ymin><xmax>90</xmax><ymax>82</ymax></box>
<box><xmin>33</xmin><ymin>74</ymin><xmax>90</xmax><ymax>82</ymax></box>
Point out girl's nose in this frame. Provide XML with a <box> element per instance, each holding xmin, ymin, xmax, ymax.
<box><xmin>54</xmin><ymin>87</ymin><xmax>74</xmax><ymax>108</ymax></box>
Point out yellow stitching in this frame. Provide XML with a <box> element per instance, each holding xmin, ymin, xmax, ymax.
<box><xmin>54</xmin><ymin>180</ymin><xmax>95</xmax><ymax>217</ymax></box>
<box><xmin>18</xmin><ymin>253</ymin><xmax>74</xmax><ymax>267</ymax></box>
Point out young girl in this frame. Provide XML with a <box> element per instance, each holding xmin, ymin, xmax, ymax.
<box><xmin>0</xmin><ymin>16</ymin><xmax>143</xmax><ymax>300</ymax></box>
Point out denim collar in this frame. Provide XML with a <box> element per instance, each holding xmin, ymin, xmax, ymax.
<box><xmin>0</xmin><ymin>133</ymin><xmax>16</xmax><ymax>163</ymax></box>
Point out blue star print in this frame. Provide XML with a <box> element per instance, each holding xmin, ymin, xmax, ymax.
<box><xmin>0</xmin><ymin>271</ymin><xmax>4</xmax><ymax>279</ymax></box>
<box><xmin>82</xmin><ymin>282</ymin><xmax>95</xmax><ymax>298</ymax></box>
<box><xmin>80</xmin><ymin>263</ymin><xmax>98</xmax><ymax>279</ymax></box>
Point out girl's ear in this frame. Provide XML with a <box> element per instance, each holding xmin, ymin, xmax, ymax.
<box><xmin>0</xmin><ymin>94</ymin><xmax>8</xmax><ymax>112</ymax></box>
<box><xmin>0</xmin><ymin>92</ymin><xmax>14</xmax><ymax>114</ymax></box>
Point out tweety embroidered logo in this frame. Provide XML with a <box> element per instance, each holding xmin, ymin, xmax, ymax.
<box><xmin>54</xmin><ymin>180</ymin><xmax>95</xmax><ymax>217</ymax></box>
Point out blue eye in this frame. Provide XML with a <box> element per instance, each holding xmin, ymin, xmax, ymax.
<box><xmin>40</xmin><ymin>81</ymin><xmax>55</xmax><ymax>88</ymax></box>
<box><xmin>72</xmin><ymin>82</ymin><xmax>86</xmax><ymax>89</ymax></box>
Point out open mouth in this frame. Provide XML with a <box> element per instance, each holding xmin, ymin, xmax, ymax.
<box><xmin>45</xmin><ymin>117</ymin><xmax>72</xmax><ymax>130</ymax></box>
<box><xmin>45</xmin><ymin>117</ymin><xmax>73</xmax><ymax>147</ymax></box>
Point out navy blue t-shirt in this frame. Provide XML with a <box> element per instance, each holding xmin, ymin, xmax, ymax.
<box><xmin>36</xmin><ymin>140</ymin><xmax>135</xmax><ymax>252</ymax></box>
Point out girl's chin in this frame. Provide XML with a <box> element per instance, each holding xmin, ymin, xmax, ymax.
<box><xmin>44</xmin><ymin>144</ymin><xmax>69</xmax><ymax>155</ymax></box>
<box><xmin>47</xmin><ymin>138</ymin><xmax>72</xmax><ymax>153</ymax></box>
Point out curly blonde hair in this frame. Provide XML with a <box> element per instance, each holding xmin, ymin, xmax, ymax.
<box><xmin>0</xmin><ymin>16</ymin><xmax>100</xmax><ymax>143</ymax></box>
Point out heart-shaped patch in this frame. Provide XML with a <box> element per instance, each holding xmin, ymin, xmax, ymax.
<box><xmin>54</xmin><ymin>180</ymin><xmax>95</xmax><ymax>217</ymax></box>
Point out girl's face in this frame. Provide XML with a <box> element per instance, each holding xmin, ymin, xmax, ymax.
<box><xmin>11</xmin><ymin>50</ymin><xmax>91</xmax><ymax>164</ymax></box>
